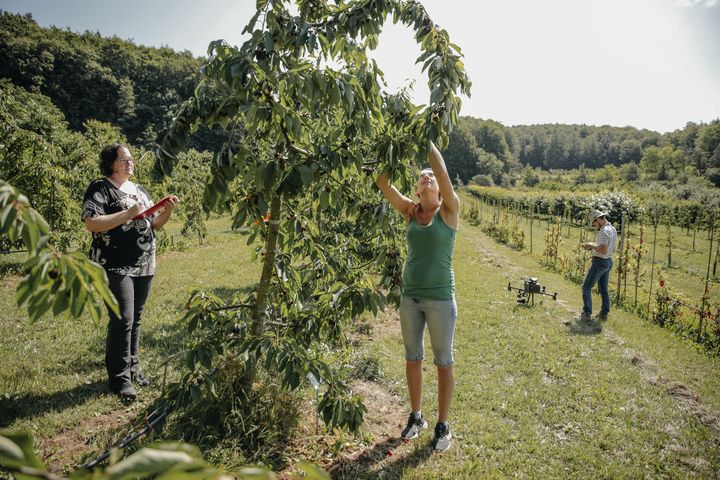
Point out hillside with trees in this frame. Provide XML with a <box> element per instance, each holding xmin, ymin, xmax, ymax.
<box><xmin>3</xmin><ymin>10</ymin><xmax>718</xmax><ymax>191</ymax></box>
<box><xmin>0</xmin><ymin>11</ymin><xmax>224</xmax><ymax>151</ymax></box>
<box><xmin>443</xmin><ymin>117</ymin><xmax>720</xmax><ymax>188</ymax></box>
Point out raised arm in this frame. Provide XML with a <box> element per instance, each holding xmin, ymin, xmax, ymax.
<box><xmin>427</xmin><ymin>142</ymin><xmax>459</xmax><ymax>216</ymax></box>
<box><xmin>375</xmin><ymin>170</ymin><xmax>415</xmax><ymax>220</ymax></box>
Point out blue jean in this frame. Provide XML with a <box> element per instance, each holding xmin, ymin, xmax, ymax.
<box><xmin>399</xmin><ymin>296</ymin><xmax>457</xmax><ymax>367</ymax></box>
<box><xmin>582</xmin><ymin>257</ymin><xmax>612</xmax><ymax>316</ymax></box>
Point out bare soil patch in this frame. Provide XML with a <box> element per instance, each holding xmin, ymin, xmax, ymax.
<box><xmin>39</xmin><ymin>403</ymin><xmax>144</xmax><ymax>474</ymax></box>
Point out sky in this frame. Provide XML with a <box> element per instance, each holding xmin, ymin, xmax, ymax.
<box><xmin>0</xmin><ymin>0</ymin><xmax>718</xmax><ymax>133</ymax></box>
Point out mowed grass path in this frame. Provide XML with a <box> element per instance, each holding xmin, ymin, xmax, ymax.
<box><xmin>1</xmin><ymin>216</ymin><xmax>719</xmax><ymax>478</ymax></box>
<box><xmin>361</xmin><ymin>219</ymin><xmax>720</xmax><ymax>479</ymax></box>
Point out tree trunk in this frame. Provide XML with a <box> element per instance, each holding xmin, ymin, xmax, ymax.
<box><xmin>615</xmin><ymin>213</ymin><xmax>626</xmax><ymax>305</ymax></box>
<box><xmin>242</xmin><ymin>194</ymin><xmax>282</xmax><ymax>390</ymax></box>
<box><xmin>698</xmin><ymin>221</ymin><xmax>715</xmax><ymax>343</ymax></box>
<box><xmin>647</xmin><ymin>224</ymin><xmax>658</xmax><ymax>314</ymax></box>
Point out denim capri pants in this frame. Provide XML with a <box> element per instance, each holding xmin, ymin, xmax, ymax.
<box><xmin>399</xmin><ymin>296</ymin><xmax>457</xmax><ymax>367</ymax></box>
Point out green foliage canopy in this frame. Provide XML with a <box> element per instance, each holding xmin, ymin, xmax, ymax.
<box><xmin>155</xmin><ymin>0</ymin><xmax>470</xmax><ymax>432</ymax></box>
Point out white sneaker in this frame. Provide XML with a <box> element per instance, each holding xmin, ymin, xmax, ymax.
<box><xmin>400</xmin><ymin>412</ymin><xmax>428</xmax><ymax>440</ymax></box>
<box><xmin>432</xmin><ymin>422</ymin><xmax>452</xmax><ymax>452</ymax></box>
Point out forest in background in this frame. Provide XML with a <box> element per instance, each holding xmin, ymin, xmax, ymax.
<box><xmin>1</xmin><ymin>9</ymin><xmax>718</xmax><ymax>252</ymax></box>
<box><xmin>444</xmin><ymin>117</ymin><xmax>720</xmax><ymax>190</ymax></box>
<box><xmin>0</xmin><ymin>11</ymin><xmax>224</xmax><ymax>151</ymax></box>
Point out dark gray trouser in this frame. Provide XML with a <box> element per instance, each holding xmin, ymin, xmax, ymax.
<box><xmin>105</xmin><ymin>273</ymin><xmax>153</xmax><ymax>391</ymax></box>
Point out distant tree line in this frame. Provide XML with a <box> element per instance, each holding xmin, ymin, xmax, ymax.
<box><xmin>1</xmin><ymin>10</ymin><xmax>718</xmax><ymax>192</ymax></box>
<box><xmin>442</xmin><ymin>118</ymin><xmax>720</xmax><ymax>188</ymax></box>
<box><xmin>0</xmin><ymin>11</ymin><xmax>225</xmax><ymax>150</ymax></box>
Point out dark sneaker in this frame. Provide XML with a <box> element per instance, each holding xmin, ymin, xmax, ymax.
<box><xmin>132</xmin><ymin>371</ymin><xmax>150</xmax><ymax>387</ymax></box>
<box><xmin>579</xmin><ymin>312</ymin><xmax>592</xmax><ymax>322</ymax></box>
<box><xmin>596</xmin><ymin>313</ymin><xmax>608</xmax><ymax>322</ymax></box>
<box><xmin>113</xmin><ymin>383</ymin><xmax>137</xmax><ymax>402</ymax></box>
<box><xmin>431</xmin><ymin>422</ymin><xmax>452</xmax><ymax>452</ymax></box>
<box><xmin>400</xmin><ymin>412</ymin><xmax>428</xmax><ymax>440</ymax></box>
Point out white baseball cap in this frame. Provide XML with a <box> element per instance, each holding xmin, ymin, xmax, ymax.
<box><xmin>588</xmin><ymin>209</ymin><xmax>608</xmax><ymax>226</ymax></box>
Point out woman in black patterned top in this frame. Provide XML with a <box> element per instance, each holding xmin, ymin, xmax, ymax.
<box><xmin>82</xmin><ymin>143</ymin><xmax>179</xmax><ymax>401</ymax></box>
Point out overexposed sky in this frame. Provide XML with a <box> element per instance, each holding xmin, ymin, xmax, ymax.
<box><xmin>1</xmin><ymin>0</ymin><xmax>718</xmax><ymax>132</ymax></box>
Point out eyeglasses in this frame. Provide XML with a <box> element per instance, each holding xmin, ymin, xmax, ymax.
<box><xmin>116</xmin><ymin>157</ymin><xmax>134</xmax><ymax>164</ymax></box>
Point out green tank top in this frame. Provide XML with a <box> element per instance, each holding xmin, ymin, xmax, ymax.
<box><xmin>402</xmin><ymin>210</ymin><xmax>456</xmax><ymax>300</ymax></box>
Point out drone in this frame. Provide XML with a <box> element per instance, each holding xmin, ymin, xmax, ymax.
<box><xmin>507</xmin><ymin>277</ymin><xmax>558</xmax><ymax>306</ymax></box>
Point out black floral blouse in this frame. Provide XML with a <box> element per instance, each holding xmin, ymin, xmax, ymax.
<box><xmin>81</xmin><ymin>179</ymin><xmax>156</xmax><ymax>277</ymax></box>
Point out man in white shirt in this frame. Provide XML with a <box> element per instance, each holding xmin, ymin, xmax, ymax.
<box><xmin>578</xmin><ymin>210</ymin><xmax>617</xmax><ymax>332</ymax></box>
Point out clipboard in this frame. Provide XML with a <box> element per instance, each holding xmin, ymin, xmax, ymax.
<box><xmin>132</xmin><ymin>196</ymin><xmax>173</xmax><ymax>220</ymax></box>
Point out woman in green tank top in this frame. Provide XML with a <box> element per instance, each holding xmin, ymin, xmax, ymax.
<box><xmin>375</xmin><ymin>142</ymin><xmax>459</xmax><ymax>452</ymax></box>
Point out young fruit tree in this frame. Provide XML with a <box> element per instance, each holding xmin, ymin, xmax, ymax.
<box><xmin>155</xmin><ymin>0</ymin><xmax>470</xmax><ymax>431</ymax></box>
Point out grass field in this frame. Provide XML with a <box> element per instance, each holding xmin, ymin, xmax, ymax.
<box><xmin>1</xmin><ymin>214</ymin><xmax>719</xmax><ymax>478</ymax></box>
<box><xmin>465</xmin><ymin>195</ymin><xmax>719</xmax><ymax>328</ymax></box>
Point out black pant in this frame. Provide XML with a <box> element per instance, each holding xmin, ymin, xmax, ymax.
<box><xmin>105</xmin><ymin>273</ymin><xmax>153</xmax><ymax>391</ymax></box>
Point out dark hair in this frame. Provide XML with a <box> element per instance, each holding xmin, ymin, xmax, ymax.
<box><xmin>98</xmin><ymin>143</ymin><xmax>126</xmax><ymax>176</ymax></box>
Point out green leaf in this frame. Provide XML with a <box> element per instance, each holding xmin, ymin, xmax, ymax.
<box><xmin>0</xmin><ymin>432</ymin><xmax>45</xmax><ymax>470</ymax></box>
<box><xmin>15</xmin><ymin>279</ymin><xmax>32</xmax><ymax>306</ymax></box>
<box><xmin>0</xmin><ymin>203</ymin><xmax>17</xmax><ymax>234</ymax></box>
<box><xmin>0</xmin><ymin>436</ymin><xmax>24</xmax><ymax>467</ymax></box>
<box><xmin>343</xmin><ymin>85</ymin><xmax>354</xmax><ymax>110</ymax></box>
<box><xmin>87</xmin><ymin>297</ymin><xmax>102</xmax><ymax>323</ymax></box>
<box><xmin>21</xmin><ymin>221</ymin><xmax>39</xmax><ymax>253</ymax></box>
<box><xmin>190</xmin><ymin>385</ymin><xmax>201</xmax><ymax>403</ymax></box>
<box><xmin>28</xmin><ymin>290</ymin><xmax>52</xmax><ymax>324</ymax></box>
<box><xmin>297</xmin><ymin>462</ymin><xmax>331</xmax><ymax>480</ymax></box>
<box><xmin>186</xmin><ymin>350</ymin><xmax>196</xmax><ymax>371</ymax></box>
<box><xmin>198</xmin><ymin>347</ymin><xmax>212</xmax><ymax>369</ymax></box>
<box><xmin>262</xmin><ymin>163</ymin><xmax>276</xmax><ymax>193</ymax></box>
<box><xmin>206</xmin><ymin>377</ymin><xmax>217</xmax><ymax>398</ymax></box>
<box><xmin>104</xmin><ymin>447</ymin><xmax>199</xmax><ymax>480</ymax></box>
<box><xmin>329</xmin><ymin>81</ymin><xmax>341</xmax><ymax>105</ymax></box>
<box><xmin>70</xmin><ymin>278</ymin><xmax>88</xmax><ymax>317</ymax></box>
<box><xmin>52</xmin><ymin>291</ymin><xmax>70</xmax><ymax>317</ymax></box>
<box><xmin>298</xmin><ymin>165</ymin><xmax>314</xmax><ymax>185</ymax></box>
<box><xmin>263</xmin><ymin>32</ymin><xmax>274</xmax><ymax>52</ymax></box>
<box><xmin>319</xmin><ymin>190</ymin><xmax>329</xmax><ymax>209</ymax></box>
<box><xmin>289</xmin><ymin>63</ymin><xmax>313</xmax><ymax>74</ymax></box>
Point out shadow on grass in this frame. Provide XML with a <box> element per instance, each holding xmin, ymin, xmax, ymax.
<box><xmin>0</xmin><ymin>261</ymin><xmax>23</xmax><ymax>276</ymax></box>
<box><xmin>209</xmin><ymin>286</ymin><xmax>255</xmax><ymax>303</ymax></box>
<box><xmin>141</xmin><ymin>285</ymin><xmax>255</xmax><ymax>357</ymax></box>
<box><xmin>567</xmin><ymin>321</ymin><xmax>602</xmax><ymax>336</ymax></box>
<box><xmin>328</xmin><ymin>436</ymin><xmax>434</xmax><ymax>480</ymax></box>
<box><xmin>45</xmin><ymin>357</ymin><xmax>105</xmax><ymax>377</ymax></box>
<box><xmin>0</xmin><ymin>379</ymin><xmax>106</xmax><ymax>428</ymax></box>
<box><xmin>141</xmin><ymin>322</ymin><xmax>191</xmax><ymax>358</ymax></box>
